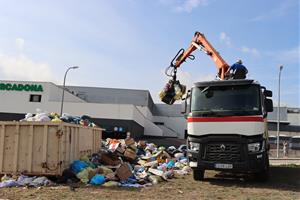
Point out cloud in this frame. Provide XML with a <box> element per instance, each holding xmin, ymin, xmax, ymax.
<box><xmin>219</xmin><ymin>32</ymin><xmax>261</xmax><ymax>57</ymax></box>
<box><xmin>160</xmin><ymin>0</ymin><xmax>208</xmax><ymax>13</ymax></box>
<box><xmin>15</xmin><ymin>38</ymin><xmax>25</xmax><ymax>51</ymax></box>
<box><xmin>0</xmin><ymin>38</ymin><xmax>54</xmax><ymax>82</ymax></box>
<box><xmin>251</xmin><ymin>0</ymin><xmax>297</xmax><ymax>21</ymax></box>
<box><xmin>176</xmin><ymin>70</ymin><xmax>194</xmax><ymax>89</ymax></box>
<box><xmin>220</xmin><ymin>32</ymin><xmax>232</xmax><ymax>47</ymax></box>
<box><xmin>0</xmin><ymin>54</ymin><xmax>54</xmax><ymax>82</ymax></box>
<box><xmin>197</xmin><ymin>73</ymin><xmax>216</xmax><ymax>81</ymax></box>
<box><xmin>264</xmin><ymin>46</ymin><xmax>300</xmax><ymax>64</ymax></box>
<box><xmin>169</xmin><ymin>70</ymin><xmax>216</xmax><ymax>88</ymax></box>
<box><xmin>241</xmin><ymin>46</ymin><xmax>260</xmax><ymax>56</ymax></box>
<box><xmin>276</xmin><ymin>46</ymin><xmax>300</xmax><ymax>64</ymax></box>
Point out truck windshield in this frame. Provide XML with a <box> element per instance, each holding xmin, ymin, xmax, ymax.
<box><xmin>191</xmin><ymin>85</ymin><xmax>262</xmax><ymax>116</ymax></box>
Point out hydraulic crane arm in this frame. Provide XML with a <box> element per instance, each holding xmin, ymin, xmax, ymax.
<box><xmin>173</xmin><ymin>32</ymin><xmax>229</xmax><ymax>80</ymax></box>
<box><xmin>160</xmin><ymin>31</ymin><xmax>232</xmax><ymax>105</ymax></box>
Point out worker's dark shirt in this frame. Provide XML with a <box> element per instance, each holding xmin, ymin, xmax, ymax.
<box><xmin>230</xmin><ymin>63</ymin><xmax>248</xmax><ymax>79</ymax></box>
<box><xmin>230</xmin><ymin>63</ymin><xmax>248</xmax><ymax>73</ymax></box>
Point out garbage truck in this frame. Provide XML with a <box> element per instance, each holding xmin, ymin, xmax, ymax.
<box><xmin>159</xmin><ymin>32</ymin><xmax>273</xmax><ymax>181</ymax></box>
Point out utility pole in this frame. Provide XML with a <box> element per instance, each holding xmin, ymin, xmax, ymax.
<box><xmin>60</xmin><ymin>66</ymin><xmax>79</xmax><ymax>116</ymax></box>
<box><xmin>276</xmin><ymin>65</ymin><xmax>283</xmax><ymax>158</ymax></box>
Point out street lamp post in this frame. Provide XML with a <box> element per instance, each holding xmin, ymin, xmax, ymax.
<box><xmin>60</xmin><ymin>66</ymin><xmax>79</xmax><ymax>116</ymax></box>
<box><xmin>276</xmin><ymin>65</ymin><xmax>283</xmax><ymax>158</ymax></box>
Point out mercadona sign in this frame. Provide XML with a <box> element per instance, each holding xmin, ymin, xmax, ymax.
<box><xmin>0</xmin><ymin>83</ymin><xmax>43</xmax><ymax>92</ymax></box>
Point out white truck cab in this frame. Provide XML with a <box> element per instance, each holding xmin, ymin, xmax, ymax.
<box><xmin>182</xmin><ymin>79</ymin><xmax>273</xmax><ymax>181</ymax></box>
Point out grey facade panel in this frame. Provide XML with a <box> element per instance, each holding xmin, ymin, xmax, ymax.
<box><xmin>66</xmin><ymin>86</ymin><xmax>152</xmax><ymax>108</ymax></box>
<box><xmin>287</xmin><ymin>113</ymin><xmax>300</xmax><ymax>126</ymax></box>
<box><xmin>268</xmin><ymin>107</ymin><xmax>288</xmax><ymax>122</ymax></box>
<box><xmin>153</xmin><ymin>104</ymin><xmax>184</xmax><ymax>117</ymax></box>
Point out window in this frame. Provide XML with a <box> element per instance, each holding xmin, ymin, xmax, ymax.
<box><xmin>191</xmin><ymin>85</ymin><xmax>262</xmax><ymax>116</ymax></box>
<box><xmin>29</xmin><ymin>94</ymin><xmax>42</xmax><ymax>102</ymax></box>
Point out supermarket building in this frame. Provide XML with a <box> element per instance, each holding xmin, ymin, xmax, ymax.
<box><xmin>0</xmin><ymin>80</ymin><xmax>186</xmax><ymax>139</ymax></box>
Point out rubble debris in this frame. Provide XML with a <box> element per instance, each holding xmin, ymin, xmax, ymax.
<box><xmin>0</xmin><ymin>137</ymin><xmax>190</xmax><ymax>188</ymax></box>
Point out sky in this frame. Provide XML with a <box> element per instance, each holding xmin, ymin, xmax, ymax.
<box><xmin>0</xmin><ymin>0</ymin><xmax>299</xmax><ymax>107</ymax></box>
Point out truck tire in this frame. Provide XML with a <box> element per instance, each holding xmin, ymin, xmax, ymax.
<box><xmin>193</xmin><ymin>169</ymin><xmax>205</xmax><ymax>181</ymax></box>
<box><xmin>254</xmin><ymin>155</ymin><xmax>270</xmax><ymax>182</ymax></box>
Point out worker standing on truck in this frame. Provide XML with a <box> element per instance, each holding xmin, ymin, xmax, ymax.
<box><xmin>226</xmin><ymin>59</ymin><xmax>248</xmax><ymax>79</ymax></box>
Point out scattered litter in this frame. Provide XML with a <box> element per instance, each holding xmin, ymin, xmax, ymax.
<box><xmin>0</xmin><ymin>175</ymin><xmax>53</xmax><ymax>188</ymax></box>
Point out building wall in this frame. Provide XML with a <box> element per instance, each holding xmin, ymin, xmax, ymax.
<box><xmin>152</xmin><ymin>104</ymin><xmax>186</xmax><ymax>138</ymax></box>
<box><xmin>136</xmin><ymin>106</ymin><xmax>163</xmax><ymax>136</ymax></box>
<box><xmin>153</xmin><ymin>116</ymin><xmax>186</xmax><ymax>138</ymax></box>
<box><xmin>267</xmin><ymin>107</ymin><xmax>288</xmax><ymax>122</ymax></box>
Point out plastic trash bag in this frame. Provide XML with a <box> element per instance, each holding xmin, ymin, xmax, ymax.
<box><xmin>17</xmin><ymin>175</ymin><xmax>35</xmax><ymax>186</ymax></box>
<box><xmin>90</xmin><ymin>174</ymin><xmax>105</xmax><ymax>185</ymax></box>
<box><xmin>103</xmin><ymin>181</ymin><xmax>119</xmax><ymax>187</ymax></box>
<box><xmin>30</xmin><ymin>176</ymin><xmax>52</xmax><ymax>187</ymax></box>
<box><xmin>0</xmin><ymin>180</ymin><xmax>19</xmax><ymax>188</ymax></box>
<box><xmin>76</xmin><ymin>167</ymin><xmax>93</xmax><ymax>184</ymax></box>
<box><xmin>166</xmin><ymin>160</ymin><xmax>175</xmax><ymax>169</ymax></box>
<box><xmin>71</xmin><ymin>160</ymin><xmax>89</xmax><ymax>174</ymax></box>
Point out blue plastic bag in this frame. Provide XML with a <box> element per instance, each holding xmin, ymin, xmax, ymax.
<box><xmin>90</xmin><ymin>175</ymin><xmax>105</xmax><ymax>185</ymax></box>
<box><xmin>71</xmin><ymin>160</ymin><xmax>89</xmax><ymax>174</ymax></box>
<box><xmin>166</xmin><ymin>160</ymin><xmax>175</xmax><ymax>169</ymax></box>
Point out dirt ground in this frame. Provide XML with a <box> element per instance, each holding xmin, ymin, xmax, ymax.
<box><xmin>1</xmin><ymin>166</ymin><xmax>299</xmax><ymax>200</ymax></box>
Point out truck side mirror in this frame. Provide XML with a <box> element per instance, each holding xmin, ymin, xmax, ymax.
<box><xmin>264</xmin><ymin>90</ymin><xmax>272</xmax><ymax>97</ymax></box>
<box><xmin>265</xmin><ymin>98</ymin><xmax>273</xmax><ymax>112</ymax></box>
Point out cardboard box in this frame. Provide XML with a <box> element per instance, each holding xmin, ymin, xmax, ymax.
<box><xmin>124</xmin><ymin>148</ymin><xmax>137</xmax><ymax>160</ymax></box>
<box><xmin>100</xmin><ymin>153</ymin><xmax>121</xmax><ymax>166</ymax></box>
<box><xmin>116</xmin><ymin>163</ymin><xmax>133</xmax><ymax>181</ymax></box>
<box><xmin>138</xmin><ymin>140</ymin><xmax>146</xmax><ymax>149</ymax></box>
<box><xmin>137</xmin><ymin>160</ymin><xmax>147</xmax><ymax>166</ymax></box>
<box><xmin>125</xmin><ymin>138</ymin><xmax>135</xmax><ymax>146</ymax></box>
<box><xmin>116</xmin><ymin>145</ymin><xmax>125</xmax><ymax>154</ymax></box>
<box><xmin>143</xmin><ymin>160</ymin><xmax>158</xmax><ymax>167</ymax></box>
<box><xmin>148</xmin><ymin>168</ymin><xmax>164</xmax><ymax>176</ymax></box>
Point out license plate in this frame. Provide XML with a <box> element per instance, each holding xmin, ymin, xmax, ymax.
<box><xmin>215</xmin><ymin>163</ymin><xmax>233</xmax><ymax>169</ymax></box>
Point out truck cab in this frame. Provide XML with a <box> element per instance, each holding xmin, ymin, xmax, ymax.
<box><xmin>182</xmin><ymin>79</ymin><xmax>273</xmax><ymax>181</ymax></box>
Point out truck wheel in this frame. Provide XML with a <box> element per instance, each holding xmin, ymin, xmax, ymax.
<box><xmin>193</xmin><ymin>169</ymin><xmax>205</xmax><ymax>181</ymax></box>
<box><xmin>254</xmin><ymin>155</ymin><xmax>270</xmax><ymax>182</ymax></box>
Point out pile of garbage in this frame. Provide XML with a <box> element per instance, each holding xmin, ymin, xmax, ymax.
<box><xmin>62</xmin><ymin>138</ymin><xmax>191</xmax><ymax>188</ymax></box>
<box><xmin>0</xmin><ymin>138</ymin><xmax>191</xmax><ymax>188</ymax></box>
<box><xmin>20</xmin><ymin>109</ymin><xmax>97</xmax><ymax>127</ymax></box>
